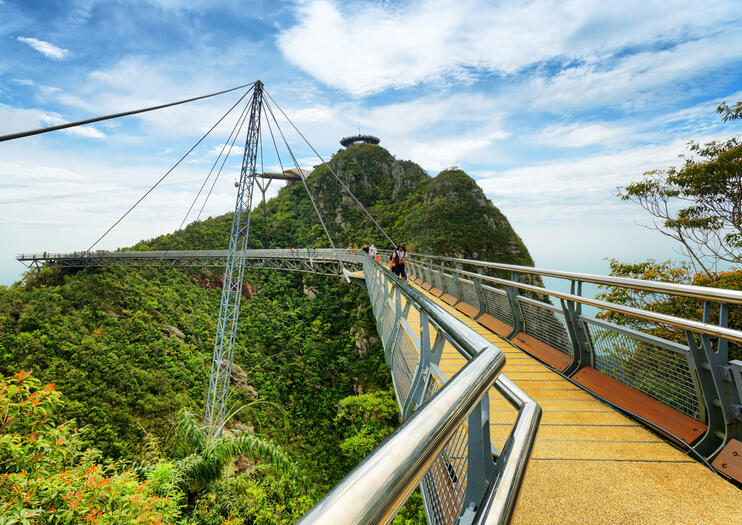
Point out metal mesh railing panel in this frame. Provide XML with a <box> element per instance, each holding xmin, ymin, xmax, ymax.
<box><xmin>433</xmin><ymin>268</ymin><xmax>444</xmax><ymax>290</ymax></box>
<box><xmin>374</xmin><ymin>286</ymin><xmax>387</xmax><ymax>315</ymax></box>
<box><xmin>518</xmin><ymin>297</ymin><xmax>572</xmax><ymax>356</ymax></box>
<box><xmin>369</xmin><ymin>279</ymin><xmax>382</xmax><ymax>313</ymax></box>
<box><xmin>482</xmin><ymin>286</ymin><xmax>514</xmax><ymax>326</ymax></box>
<box><xmin>420</xmin><ymin>372</ymin><xmax>468</xmax><ymax>525</ymax></box>
<box><xmin>582</xmin><ymin>319</ymin><xmax>701</xmax><ymax>419</ymax></box>
<box><xmin>424</xmin><ymin>265</ymin><xmax>434</xmax><ymax>284</ymax></box>
<box><xmin>442</xmin><ymin>274</ymin><xmax>458</xmax><ymax>298</ymax></box>
<box><xmin>409</xmin><ymin>262</ymin><xmax>419</xmax><ymax>279</ymax></box>
<box><xmin>391</xmin><ymin>325</ymin><xmax>419</xmax><ymax>405</ymax></box>
<box><xmin>380</xmin><ymin>298</ymin><xmax>396</xmax><ymax>347</ymax></box>
<box><xmin>460</xmin><ymin>279</ymin><xmax>478</xmax><ymax>309</ymax></box>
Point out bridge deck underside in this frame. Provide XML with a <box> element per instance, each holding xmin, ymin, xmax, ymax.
<box><xmin>387</xmin><ymin>277</ymin><xmax>742</xmax><ymax>523</ymax></box>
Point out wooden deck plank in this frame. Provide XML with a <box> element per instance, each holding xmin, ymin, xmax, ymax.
<box><xmin>572</xmin><ymin>366</ymin><xmax>707</xmax><ymax>445</ymax></box>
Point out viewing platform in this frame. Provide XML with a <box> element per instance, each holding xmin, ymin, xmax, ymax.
<box><xmin>340</xmin><ymin>134</ymin><xmax>381</xmax><ymax>147</ymax></box>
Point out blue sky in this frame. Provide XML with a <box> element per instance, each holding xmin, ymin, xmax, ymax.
<box><xmin>1</xmin><ymin>0</ymin><xmax>741</xmax><ymax>285</ymax></box>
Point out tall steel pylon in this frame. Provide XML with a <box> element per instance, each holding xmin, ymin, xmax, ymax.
<box><xmin>204</xmin><ymin>80</ymin><xmax>264</xmax><ymax>434</ymax></box>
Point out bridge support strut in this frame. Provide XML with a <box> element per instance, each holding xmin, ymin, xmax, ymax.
<box><xmin>204</xmin><ymin>80</ymin><xmax>264</xmax><ymax>434</ymax></box>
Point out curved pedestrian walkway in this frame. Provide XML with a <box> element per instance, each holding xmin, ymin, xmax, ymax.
<box><xmin>405</xmin><ymin>279</ymin><xmax>742</xmax><ymax>524</ymax></box>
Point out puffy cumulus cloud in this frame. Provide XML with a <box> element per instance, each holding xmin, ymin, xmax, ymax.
<box><xmin>17</xmin><ymin>36</ymin><xmax>70</xmax><ymax>60</ymax></box>
<box><xmin>256</xmin><ymin>91</ymin><xmax>511</xmax><ymax>170</ymax></box>
<box><xmin>278</xmin><ymin>0</ymin><xmax>738</xmax><ymax>96</ymax></box>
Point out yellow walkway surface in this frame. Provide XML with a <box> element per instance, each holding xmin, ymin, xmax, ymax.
<box><xmin>393</xmin><ymin>279</ymin><xmax>742</xmax><ymax>524</ymax></box>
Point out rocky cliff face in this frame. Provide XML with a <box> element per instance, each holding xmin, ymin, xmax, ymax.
<box><xmin>254</xmin><ymin>143</ymin><xmax>535</xmax><ymax>268</ymax></box>
<box><xmin>134</xmin><ymin>143</ymin><xmax>538</xmax><ymax>280</ymax></box>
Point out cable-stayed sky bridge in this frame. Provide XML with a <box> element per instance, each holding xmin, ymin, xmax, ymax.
<box><xmin>17</xmin><ymin>248</ymin><xmax>742</xmax><ymax>523</ymax></box>
<box><xmin>7</xmin><ymin>80</ymin><xmax>742</xmax><ymax>523</ymax></box>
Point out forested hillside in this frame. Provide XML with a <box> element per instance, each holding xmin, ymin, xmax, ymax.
<box><xmin>0</xmin><ymin>144</ymin><xmax>535</xmax><ymax>523</ymax></box>
<box><xmin>135</xmin><ymin>143</ymin><xmax>534</xmax><ymax>266</ymax></box>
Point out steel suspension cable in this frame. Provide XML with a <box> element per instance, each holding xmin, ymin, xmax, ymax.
<box><xmin>264</xmin><ymin>89</ymin><xmax>397</xmax><ymax>249</ymax></box>
<box><xmin>195</xmin><ymin>96</ymin><xmax>253</xmax><ymax>223</ymax></box>
<box><xmin>263</xmin><ymin>98</ymin><xmax>345</xmax><ymax>272</ymax></box>
<box><xmin>0</xmin><ymin>82</ymin><xmax>255</xmax><ymax>143</ymax></box>
<box><xmin>162</xmin><ymin>95</ymin><xmax>253</xmax><ymax>256</ymax></box>
<box><xmin>262</xmin><ymin>102</ymin><xmax>311</xmax><ymax>253</ymax></box>
<box><xmin>0</xmin><ymin>177</ymin><xmax>210</xmax><ymax>206</ymax></box>
<box><xmin>258</xmin><ymin>116</ymin><xmax>270</xmax><ymax>233</ymax></box>
<box><xmin>86</xmin><ymin>85</ymin><xmax>254</xmax><ymax>252</ymax></box>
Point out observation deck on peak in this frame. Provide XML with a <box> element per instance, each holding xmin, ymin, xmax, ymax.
<box><xmin>340</xmin><ymin>134</ymin><xmax>381</xmax><ymax>147</ymax></box>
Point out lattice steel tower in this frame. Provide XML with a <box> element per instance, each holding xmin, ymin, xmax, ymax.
<box><xmin>204</xmin><ymin>80</ymin><xmax>263</xmax><ymax>434</ymax></box>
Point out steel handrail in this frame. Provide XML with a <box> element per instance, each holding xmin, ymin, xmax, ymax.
<box><xmin>445</xmin><ymin>265</ymin><xmax>742</xmax><ymax>344</ymax></box>
<box><xmin>475</xmin><ymin>376</ymin><xmax>541</xmax><ymax>525</ymax></box>
<box><xmin>400</xmin><ymin>251</ymin><xmax>742</xmax><ymax>304</ymax></box>
<box><xmin>298</xmin><ymin>335</ymin><xmax>505</xmax><ymax>524</ymax></box>
<box><xmin>299</xmin><ymin>258</ymin><xmax>540</xmax><ymax>524</ymax></box>
<box><xmin>18</xmin><ymin>249</ymin><xmax>741</xmax><ymax>340</ymax></box>
<box><xmin>18</xmin><ymin>248</ymin><xmax>742</xmax><ymax>305</ymax></box>
<box><xmin>16</xmin><ymin>248</ymin><xmax>356</xmax><ymax>260</ymax></box>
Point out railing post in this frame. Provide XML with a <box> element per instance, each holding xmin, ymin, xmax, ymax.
<box><xmin>717</xmin><ymin>304</ymin><xmax>742</xmax><ymax>443</ymax></box>
<box><xmin>436</xmin><ymin>260</ymin><xmax>445</xmax><ymax>291</ymax></box>
<box><xmin>729</xmin><ymin>360</ymin><xmax>742</xmax><ymax>441</ymax></box>
<box><xmin>464</xmin><ymin>395</ymin><xmax>495</xmax><ymax>520</ymax></box>
<box><xmin>451</xmin><ymin>262</ymin><xmax>463</xmax><ymax>304</ymax></box>
<box><xmin>686</xmin><ymin>301</ymin><xmax>741</xmax><ymax>456</ymax></box>
<box><xmin>474</xmin><ymin>267</ymin><xmax>486</xmax><ymax>320</ymax></box>
<box><xmin>562</xmin><ymin>280</ymin><xmax>592</xmax><ymax>376</ymax></box>
<box><xmin>378</xmin><ymin>272</ymin><xmax>395</xmax><ymax>366</ymax></box>
<box><xmin>385</xmin><ymin>278</ymin><xmax>412</xmax><ymax>370</ymax></box>
<box><xmin>402</xmin><ymin>311</ymin><xmax>438</xmax><ymax>419</ymax></box>
<box><xmin>505</xmin><ymin>272</ymin><xmax>523</xmax><ymax>339</ymax></box>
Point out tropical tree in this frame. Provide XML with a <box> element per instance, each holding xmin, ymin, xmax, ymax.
<box><xmin>597</xmin><ymin>259</ymin><xmax>741</xmax><ymax>361</ymax></box>
<box><xmin>160</xmin><ymin>408</ymin><xmax>304</xmax><ymax>503</ymax></box>
<box><xmin>718</xmin><ymin>101</ymin><xmax>742</xmax><ymax>122</ymax></box>
<box><xmin>619</xmin><ymin>102</ymin><xmax>742</xmax><ymax>276</ymax></box>
<box><xmin>334</xmin><ymin>390</ymin><xmax>399</xmax><ymax>466</ymax></box>
<box><xmin>0</xmin><ymin>371</ymin><xmax>181</xmax><ymax>524</ymax></box>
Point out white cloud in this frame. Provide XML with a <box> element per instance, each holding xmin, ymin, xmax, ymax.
<box><xmin>46</xmin><ymin>53</ymin><xmax>264</xmax><ymax>142</ymax></box>
<box><xmin>278</xmin><ymin>0</ymin><xmax>739</xmax><ymax>96</ymax></box>
<box><xmin>534</xmin><ymin>122</ymin><xmax>635</xmax><ymax>148</ymax></box>
<box><xmin>526</xmin><ymin>26</ymin><xmax>742</xmax><ymax>112</ymax></box>
<box><xmin>17</xmin><ymin>36</ymin><xmax>70</xmax><ymax>60</ymax></box>
<box><xmin>256</xmin><ymin>92</ymin><xmax>511</xmax><ymax>171</ymax></box>
<box><xmin>207</xmin><ymin>144</ymin><xmax>244</xmax><ymax>157</ymax></box>
<box><xmin>475</xmin><ymin>128</ymin><xmax>737</xmax><ymax>213</ymax></box>
<box><xmin>0</xmin><ymin>104</ymin><xmax>104</xmax><ymax>139</ymax></box>
<box><xmin>402</xmin><ymin>130</ymin><xmax>508</xmax><ymax>171</ymax></box>
<box><xmin>477</xmin><ymin>141</ymin><xmax>682</xmax><ymax>201</ymax></box>
<box><xmin>0</xmin><ymin>140</ymin><xmax>241</xmax><ymax>284</ymax></box>
<box><xmin>38</xmin><ymin>111</ymin><xmax>106</xmax><ymax>139</ymax></box>
<box><xmin>12</xmin><ymin>78</ymin><xmax>62</xmax><ymax>95</ymax></box>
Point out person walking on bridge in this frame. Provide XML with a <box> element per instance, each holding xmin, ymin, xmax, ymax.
<box><xmin>393</xmin><ymin>244</ymin><xmax>408</xmax><ymax>281</ymax></box>
<box><xmin>369</xmin><ymin>244</ymin><xmax>377</xmax><ymax>260</ymax></box>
